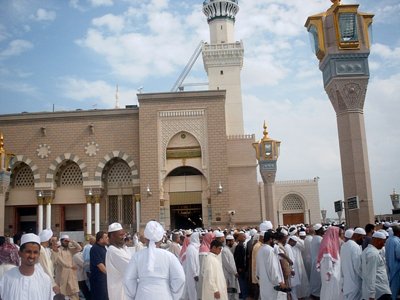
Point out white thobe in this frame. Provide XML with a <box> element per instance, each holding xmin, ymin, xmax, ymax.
<box><xmin>202</xmin><ymin>252</ymin><xmax>228</xmax><ymax>300</ymax></box>
<box><xmin>319</xmin><ymin>253</ymin><xmax>343</xmax><ymax>300</ymax></box>
<box><xmin>39</xmin><ymin>245</ymin><xmax>56</xmax><ymax>288</ymax></box>
<box><xmin>124</xmin><ymin>247</ymin><xmax>185</xmax><ymax>300</ymax></box>
<box><xmin>182</xmin><ymin>243</ymin><xmax>200</xmax><ymax>300</ymax></box>
<box><xmin>256</xmin><ymin>244</ymin><xmax>284</xmax><ymax>300</ymax></box>
<box><xmin>293</xmin><ymin>243</ymin><xmax>310</xmax><ymax>299</ymax></box>
<box><xmin>221</xmin><ymin>245</ymin><xmax>240</xmax><ymax>299</ymax></box>
<box><xmin>310</xmin><ymin>235</ymin><xmax>322</xmax><ymax>297</ymax></box>
<box><xmin>106</xmin><ymin>245</ymin><xmax>132</xmax><ymax>300</ymax></box>
<box><xmin>303</xmin><ymin>235</ymin><xmax>313</xmax><ymax>279</ymax></box>
<box><xmin>0</xmin><ymin>265</ymin><xmax>53</xmax><ymax>300</ymax></box>
<box><xmin>340</xmin><ymin>240</ymin><xmax>362</xmax><ymax>300</ymax></box>
<box><xmin>169</xmin><ymin>242</ymin><xmax>181</xmax><ymax>258</ymax></box>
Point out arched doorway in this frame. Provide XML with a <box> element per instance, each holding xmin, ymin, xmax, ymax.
<box><xmin>281</xmin><ymin>194</ymin><xmax>305</xmax><ymax>225</ymax></box>
<box><xmin>166</xmin><ymin>166</ymin><xmax>205</xmax><ymax>230</ymax></box>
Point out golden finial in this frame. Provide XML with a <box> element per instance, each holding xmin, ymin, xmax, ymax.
<box><xmin>0</xmin><ymin>132</ymin><xmax>4</xmax><ymax>153</ymax></box>
<box><xmin>263</xmin><ymin>121</ymin><xmax>269</xmax><ymax>139</ymax></box>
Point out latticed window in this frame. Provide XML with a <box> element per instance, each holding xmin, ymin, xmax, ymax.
<box><xmin>107</xmin><ymin>162</ymin><xmax>131</xmax><ymax>184</ymax></box>
<box><xmin>282</xmin><ymin>194</ymin><xmax>304</xmax><ymax>211</ymax></box>
<box><xmin>14</xmin><ymin>165</ymin><xmax>34</xmax><ymax>187</ymax></box>
<box><xmin>108</xmin><ymin>196</ymin><xmax>118</xmax><ymax>223</ymax></box>
<box><xmin>122</xmin><ymin>195</ymin><xmax>134</xmax><ymax>224</ymax></box>
<box><xmin>60</xmin><ymin>163</ymin><xmax>83</xmax><ymax>186</ymax></box>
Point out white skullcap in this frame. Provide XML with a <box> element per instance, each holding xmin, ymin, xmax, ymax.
<box><xmin>299</xmin><ymin>231</ymin><xmax>306</xmax><ymax>237</ymax></box>
<box><xmin>281</xmin><ymin>229</ymin><xmax>288</xmax><ymax>236</ymax></box>
<box><xmin>379</xmin><ymin>229</ymin><xmax>389</xmax><ymax>237</ymax></box>
<box><xmin>289</xmin><ymin>235</ymin><xmax>299</xmax><ymax>242</ymax></box>
<box><xmin>260</xmin><ymin>221</ymin><xmax>273</xmax><ymax>232</ymax></box>
<box><xmin>108</xmin><ymin>222</ymin><xmax>123</xmax><ymax>233</ymax></box>
<box><xmin>226</xmin><ymin>234</ymin><xmax>234</xmax><ymax>240</ymax></box>
<box><xmin>344</xmin><ymin>229</ymin><xmax>354</xmax><ymax>239</ymax></box>
<box><xmin>60</xmin><ymin>234</ymin><xmax>70</xmax><ymax>240</ymax></box>
<box><xmin>253</xmin><ymin>233</ymin><xmax>260</xmax><ymax>241</ymax></box>
<box><xmin>144</xmin><ymin>221</ymin><xmax>164</xmax><ymax>272</ymax></box>
<box><xmin>21</xmin><ymin>233</ymin><xmax>41</xmax><ymax>246</ymax></box>
<box><xmin>353</xmin><ymin>227</ymin><xmax>366</xmax><ymax>235</ymax></box>
<box><xmin>250</xmin><ymin>229</ymin><xmax>257</xmax><ymax>237</ymax></box>
<box><xmin>39</xmin><ymin>229</ymin><xmax>53</xmax><ymax>243</ymax></box>
<box><xmin>313</xmin><ymin>223</ymin><xmax>322</xmax><ymax>231</ymax></box>
<box><xmin>372</xmin><ymin>231</ymin><xmax>386</xmax><ymax>239</ymax></box>
<box><xmin>215</xmin><ymin>231</ymin><xmax>225</xmax><ymax>238</ymax></box>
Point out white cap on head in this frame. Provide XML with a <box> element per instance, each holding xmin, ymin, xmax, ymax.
<box><xmin>39</xmin><ymin>229</ymin><xmax>53</xmax><ymax>243</ymax></box>
<box><xmin>250</xmin><ymin>229</ymin><xmax>257</xmax><ymax>237</ymax></box>
<box><xmin>372</xmin><ymin>231</ymin><xmax>386</xmax><ymax>239</ymax></box>
<box><xmin>299</xmin><ymin>231</ymin><xmax>306</xmax><ymax>237</ymax></box>
<box><xmin>260</xmin><ymin>221</ymin><xmax>273</xmax><ymax>232</ymax></box>
<box><xmin>226</xmin><ymin>234</ymin><xmax>234</xmax><ymax>240</ymax></box>
<box><xmin>21</xmin><ymin>233</ymin><xmax>41</xmax><ymax>246</ymax></box>
<box><xmin>289</xmin><ymin>235</ymin><xmax>299</xmax><ymax>242</ymax></box>
<box><xmin>214</xmin><ymin>231</ymin><xmax>224</xmax><ymax>238</ymax></box>
<box><xmin>288</xmin><ymin>226</ymin><xmax>297</xmax><ymax>236</ymax></box>
<box><xmin>344</xmin><ymin>229</ymin><xmax>354</xmax><ymax>239</ymax></box>
<box><xmin>281</xmin><ymin>229</ymin><xmax>288</xmax><ymax>236</ymax></box>
<box><xmin>108</xmin><ymin>222</ymin><xmax>123</xmax><ymax>233</ymax></box>
<box><xmin>313</xmin><ymin>223</ymin><xmax>322</xmax><ymax>231</ymax></box>
<box><xmin>60</xmin><ymin>234</ymin><xmax>70</xmax><ymax>240</ymax></box>
<box><xmin>353</xmin><ymin>227</ymin><xmax>366</xmax><ymax>235</ymax></box>
<box><xmin>379</xmin><ymin>229</ymin><xmax>389</xmax><ymax>237</ymax></box>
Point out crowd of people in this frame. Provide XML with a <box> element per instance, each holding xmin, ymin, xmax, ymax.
<box><xmin>0</xmin><ymin>219</ymin><xmax>399</xmax><ymax>300</ymax></box>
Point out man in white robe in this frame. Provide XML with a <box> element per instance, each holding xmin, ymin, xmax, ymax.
<box><xmin>182</xmin><ymin>232</ymin><xmax>200</xmax><ymax>300</ymax></box>
<box><xmin>0</xmin><ymin>233</ymin><xmax>53</xmax><ymax>300</ymax></box>
<box><xmin>124</xmin><ymin>221</ymin><xmax>185</xmax><ymax>300</ymax></box>
<box><xmin>256</xmin><ymin>231</ymin><xmax>286</xmax><ymax>300</ymax></box>
<box><xmin>290</xmin><ymin>235</ymin><xmax>310</xmax><ymax>300</ymax></box>
<box><xmin>310</xmin><ymin>224</ymin><xmax>324</xmax><ymax>299</ymax></box>
<box><xmin>202</xmin><ymin>239</ymin><xmax>228</xmax><ymax>300</ymax></box>
<box><xmin>340</xmin><ymin>227</ymin><xmax>365</xmax><ymax>300</ymax></box>
<box><xmin>168</xmin><ymin>232</ymin><xmax>182</xmax><ymax>258</ymax></box>
<box><xmin>221</xmin><ymin>234</ymin><xmax>240</xmax><ymax>300</ymax></box>
<box><xmin>106</xmin><ymin>222</ymin><xmax>132</xmax><ymax>300</ymax></box>
<box><xmin>38</xmin><ymin>229</ymin><xmax>59</xmax><ymax>294</ymax></box>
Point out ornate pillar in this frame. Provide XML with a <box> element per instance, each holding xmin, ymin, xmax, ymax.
<box><xmin>45</xmin><ymin>197</ymin><xmax>52</xmax><ymax>229</ymax></box>
<box><xmin>37</xmin><ymin>193</ymin><xmax>44</xmax><ymax>234</ymax></box>
<box><xmin>253</xmin><ymin>122</ymin><xmax>281</xmax><ymax>227</ymax></box>
<box><xmin>134</xmin><ymin>194</ymin><xmax>141</xmax><ymax>232</ymax></box>
<box><xmin>94</xmin><ymin>195</ymin><xmax>100</xmax><ymax>234</ymax></box>
<box><xmin>305</xmin><ymin>1</ymin><xmax>375</xmax><ymax>227</ymax></box>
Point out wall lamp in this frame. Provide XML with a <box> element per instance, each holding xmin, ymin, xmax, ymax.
<box><xmin>217</xmin><ymin>182</ymin><xmax>223</xmax><ymax>194</ymax></box>
<box><xmin>146</xmin><ymin>184</ymin><xmax>152</xmax><ymax>196</ymax></box>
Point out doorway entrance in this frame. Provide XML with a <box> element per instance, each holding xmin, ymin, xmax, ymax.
<box><xmin>17</xmin><ymin>207</ymin><xmax>37</xmax><ymax>233</ymax></box>
<box><xmin>283</xmin><ymin>213</ymin><xmax>304</xmax><ymax>225</ymax></box>
<box><xmin>170</xmin><ymin>204</ymin><xmax>202</xmax><ymax>230</ymax></box>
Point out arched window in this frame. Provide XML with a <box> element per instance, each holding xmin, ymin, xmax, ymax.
<box><xmin>282</xmin><ymin>194</ymin><xmax>304</xmax><ymax>211</ymax></box>
<box><xmin>106</xmin><ymin>161</ymin><xmax>132</xmax><ymax>184</ymax></box>
<box><xmin>59</xmin><ymin>163</ymin><xmax>83</xmax><ymax>186</ymax></box>
<box><xmin>13</xmin><ymin>164</ymin><xmax>34</xmax><ymax>187</ymax></box>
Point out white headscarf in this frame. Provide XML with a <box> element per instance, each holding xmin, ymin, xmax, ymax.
<box><xmin>190</xmin><ymin>232</ymin><xmax>201</xmax><ymax>249</ymax></box>
<box><xmin>144</xmin><ymin>221</ymin><xmax>164</xmax><ymax>272</ymax></box>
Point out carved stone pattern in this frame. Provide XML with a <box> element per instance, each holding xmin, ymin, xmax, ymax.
<box><xmin>203</xmin><ymin>0</ymin><xmax>239</xmax><ymax>21</ymax></box>
<box><xmin>282</xmin><ymin>194</ymin><xmax>304</xmax><ymax>211</ymax></box>
<box><xmin>107</xmin><ymin>161</ymin><xmax>132</xmax><ymax>184</ymax></box>
<box><xmin>85</xmin><ymin>142</ymin><xmax>99</xmax><ymax>157</ymax></box>
<box><xmin>202</xmin><ymin>47</ymin><xmax>244</xmax><ymax>68</ymax></box>
<box><xmin>59</xmin><ymin>163</ymin><xmax>83</xmax><ymax>186</ymax></box>
<box><xmin>159</xmin><ymin>111</ymin><xmax>208</xmax><ymax>180</ymax></box>
<box><xmin>14</xmin><ymin>165</ymin><xmax>34</xmax><ymax>187</ymax></box>
<box><xmin>36</xmin><ymin>144</ymin><xmax>51</xmax><ymax>159</ymax></box>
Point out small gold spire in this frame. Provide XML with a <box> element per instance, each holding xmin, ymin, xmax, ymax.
<box><xmin>263</xmin><ymin>121</ymin><xmax>269</xmax><ymax>139</ymax></box>
<box><xmin>0</xmin><ymin>132</ymin><xmax>4</xmax><ymax>153</ymax></box>
<box><xmin>330</xmin><ymin>0</ymin><xmax>341</xmax><ymax>4</ymax></box>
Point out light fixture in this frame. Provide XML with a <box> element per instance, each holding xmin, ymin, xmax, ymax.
<box><xmin>89</xmin><ymin>123</ymin><xmax>94</xmax><ymax>134</ymax></box>
<box><xmin>88</xmin><ymin>188</ymin><xmax>93</xmax><ymax>196</ymax></box>
<box><xmin>217</xmin><ymin>182</ymin><xmax>223</xmax><ymax>194</ymax></box>
<box><xmin>38</xmin><ymin>191</ymin><xmax>43</xmax><ymax>198</ymax></box>
<box><xmin>146</xmin><ymin>184</ymin><xmax>152</xmax><ymax>196</ymax></box>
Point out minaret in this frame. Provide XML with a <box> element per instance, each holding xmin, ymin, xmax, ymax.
<box><xmin>202</xmin><ymin>0</ymin><xmax>244</xmax><ymax>135</ymax></box>
<box><xmin>305</xmin><ymin>0</ymin><xmax>374</xmax><ymax>227</ymax></box>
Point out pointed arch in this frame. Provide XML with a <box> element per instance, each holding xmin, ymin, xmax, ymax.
<box><xmin>45</xmin><ymin>153</ymin><xmax>88</xmax><ymax>183</ymax></box>
<box><xmin>11</xmin><ymin>155</ymin><xmax>40</xmax><ymax>184</ymax></box>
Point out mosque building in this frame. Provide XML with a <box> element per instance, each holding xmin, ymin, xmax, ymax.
<box><xmin>0</xmin><ymin>0</ymin><xmax>321</xmax><ymax>236</ymax></box>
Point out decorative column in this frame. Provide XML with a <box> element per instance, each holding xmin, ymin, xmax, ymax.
<box><xmin>253</xmin><ymin>122</ymin><xmax>281</xmax><ymax>227</ymax></box>
<box><xmin>305</xmin><ymin>1</ymin><xmax>375</xmax><ymax>227</ymax></box>
<box><xmin>45</xmin><ymin>197</ymin><xmax>52</xmax><ymax>229</ymax></box>
<box><xmin>85</xmin><ymin>189</ymin><xmax>93</xmax><ymax>236</ymax></box>
<box><xmin>134</xmin><ymin>194</ymin><xmax>141</xmax><ymax>232</ymax></box>
<box><xmin>37</xmin><ymin>191</ymin><xmax>44</xmax><ymax>234</ymax></box>
<box><xmin>94</xmin><ymin>195</ymin><xmax>100</xmax><ymax>234</ymax></box>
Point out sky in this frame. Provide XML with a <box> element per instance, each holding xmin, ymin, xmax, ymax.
<box><xmin>0</xmin><ymin>0</ymin><xmax>399</xmax><ymax>219</ymax></box>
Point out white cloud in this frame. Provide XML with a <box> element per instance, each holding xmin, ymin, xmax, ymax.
<box><xmin>89</xmin><ymin>0</ymin><xmax>114</xmax><ymax>7</ymax></box>
<box><xmin>58</xmin><ymin>77</ymin><xmax>138</xmax><ymax>107</ymax></box>
<box><xmin>92</xmin><ymin>14</ymin><xmax>124</xmax><ymax>33</ymax></box>
<box><xmin>31</xmin><ymin>8</ymin><xmax>56</xmax><ymax>22</ymax></box>
<box><xmin>372</xmin><ymin>43</ymin><xmax>400</xmax><ymax>63</ymax></box>
<box><xmin>0</xmin><ymin>39</ymin><xmax>33</xmax><ymax>60</ymax></box>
